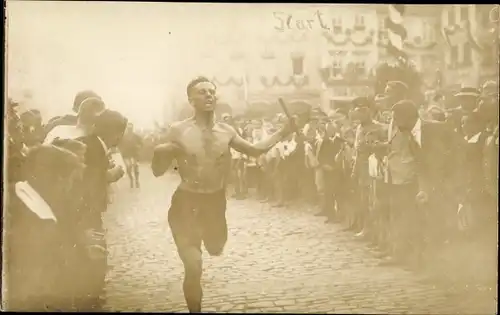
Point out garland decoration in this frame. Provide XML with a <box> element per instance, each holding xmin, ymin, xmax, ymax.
<box><xmin>211</xmin><ymin>77</ymin><xmax>244</xmax><ymax>87</ymax></box>
<box><xmin>322</xmin><ymin>28</ymin><xmax>375</xmax><ymax>47</ymax></box>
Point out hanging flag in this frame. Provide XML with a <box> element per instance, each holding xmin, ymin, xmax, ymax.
<box><xmin>386</xmin><ymin>4</ymin><xmax>407</xmax><ymax>62</ymax></box>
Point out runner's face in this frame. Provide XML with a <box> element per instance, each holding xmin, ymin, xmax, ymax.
<box><xmin>189</xmin><ymin>81</ymin><xmax>217</xmax><ymax>112</ymax></box>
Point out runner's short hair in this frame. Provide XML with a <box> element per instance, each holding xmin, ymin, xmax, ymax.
<box><xmin>186</xmin><ymin>76</ymin><xmax>216</xmax><ymax>97</ymax></box>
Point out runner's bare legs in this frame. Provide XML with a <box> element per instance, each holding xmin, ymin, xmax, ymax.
<box><xmin>152</xmin><ymin>77</ymin><xmax>295</xmax><ymax>313</ymax></box>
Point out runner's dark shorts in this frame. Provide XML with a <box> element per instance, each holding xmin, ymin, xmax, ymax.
<box><xmin>168</xmin><ymin>188</ymin><xmax>228</xmax><ymax>256</ymax></box>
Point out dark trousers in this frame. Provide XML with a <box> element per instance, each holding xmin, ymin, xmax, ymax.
<box><xmin>75</xmin><ymin>212</ymin><xmax>107</xmax><ymax>311</ymax></box>
<box><xmin>229</xmin><ymin>159</ymin><xmax>246</xmax><ymax>197</ymax></box>
<box><xmin>388</xmin><ymin>181</ymin><xmax>422</xmax><ymax>260</ymax></box>
<box><xmin>257</xmin><ymin>165</ymin><xmax>273</xmax><ymax>200</ymax></box>
<box><xmin>322</xmin><ymin>169</ymin><xmax>346</xmax><ymax>218</ymax></box>
<box><xmin>351</xmin><ymin>182</ymin><xmax>370</xmax><ymax>231</ymax></box>
<box><xmin>371</xmin><ymin>180</ymin><xmax>391</xmax><ymax>247</ymax></box>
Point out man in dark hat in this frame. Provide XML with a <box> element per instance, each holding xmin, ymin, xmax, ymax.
<box><xmin>454</xmin><ymin>87</ymin><xmax>480</xmax><ymax>114</ymax></box>
<box><xmin>350</xmin><ymin>97</ymin><xmax>388</xmax><ymax>242</ymax></box>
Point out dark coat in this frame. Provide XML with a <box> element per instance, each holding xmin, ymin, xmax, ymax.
<box><xmin>78</xmin><ymin>134</ymin><xmax>109</xmax><ymax>229</ymax></box>
<box><xmin>317</xmin><ymin>136</ymin><xmax>344</xmax><ymax>169</ymax></box>
<box><xmin>4</xmin><ymin>186</ymin><xmax>78</xmax><ymax>311</ymax></box>
<box><xmin>416</xmin><ymin>121</ymin><xmax>456</xmax><ymax>188</ymax></box>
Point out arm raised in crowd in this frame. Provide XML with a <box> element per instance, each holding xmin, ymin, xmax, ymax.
<box><xmin>151</xmin><ymin>124</ymin><xmax>181</xmax><ymax>177</ymax></box>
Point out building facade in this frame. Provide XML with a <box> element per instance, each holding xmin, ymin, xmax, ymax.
<box><xmin>171</xmin><ymin>5</ymin><xmax>327</xmax><ymax>121</ymax></box>
<box><xmin>318</xmin><ymin>5</ymin><xmax>380</xmax><ymax>112</ymax></box>
<box><xmin>440</xmin><ymin>4</ymin><xmax>499</xmax><ymax>90</ymax></box>
<box><xmin>166</xmin><ymin>4</ymin><xmax>497</xmax><ymax>122</ymax></box>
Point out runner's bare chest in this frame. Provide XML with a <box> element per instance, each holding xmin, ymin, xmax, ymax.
<box><xmin>175</xmin><ymin>122</ymin><xmax>234</xmax><ymax>192</ymax></box>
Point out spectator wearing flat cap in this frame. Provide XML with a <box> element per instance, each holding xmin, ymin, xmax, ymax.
<box><xmin>378</xmin><ymin>99</ymin><xmax>456</xmax><ymax>269</ymax></box>
<box><xmin>350</xmin><ymin>97</ymin><xmax>388</xmax><ymax>243</ymax></box>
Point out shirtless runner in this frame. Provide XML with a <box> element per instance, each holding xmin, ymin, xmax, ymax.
<box><xmin>152</xmin><ymin>76</ymin><xmax>296</xmax><ymax>312</ymax></box>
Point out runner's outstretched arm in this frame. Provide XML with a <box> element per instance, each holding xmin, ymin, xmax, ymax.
<box><xmin>226</xmin><ymin>124</ymin><xmax>291</xmax><ymax>158</ymax></box>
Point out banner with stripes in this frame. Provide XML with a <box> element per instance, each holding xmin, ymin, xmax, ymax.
<box><xmin>385</xmin><ymin>4</ymin><xmax>407</xmax><ymax>62</ymax></box>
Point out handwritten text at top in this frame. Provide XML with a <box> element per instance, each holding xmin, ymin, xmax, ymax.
<box><xmin>273</xmin><ymin>10</ymin><xmax>331</xmax><ymax>32</ymax></box>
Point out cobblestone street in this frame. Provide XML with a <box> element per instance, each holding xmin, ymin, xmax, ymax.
<box><xmin>103</xmin><ymin>167</ymin><xmax>496</xmax><ymax>314</ymax></box>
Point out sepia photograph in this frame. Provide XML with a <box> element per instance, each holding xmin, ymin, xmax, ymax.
<box><xmin>2</xmin><ymin>1</ymin><xmax>499</xmax><ymax>313</ymax></box>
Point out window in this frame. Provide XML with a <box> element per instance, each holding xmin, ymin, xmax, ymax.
<box><xmin>451</xmin><ymin>45</ymin><xmax>458</xmax><ymax>67</ymax></box>
<box><xmin>422</xmin><ymin>21</ymin><xmax>432</xmax><ymax>43</ymax></box>
<box><xmin>448</xmin><ymin>6</ymin><xmax>455</xmax><ymax>26</ymax></box>
<box><xmin>332</xmin><ymin>17</ymin><xmax>343</xmax><ymax>34</ymax></box>
<box><xmin>460</xmin><ymin>6</ymin><xmax>469</xmax><ymax>22</ymax></box>
<box><xmin>354</xmin><ymin>15</ymin><xmax>366</xmax><ymax>30</ymax></box>
<box><xmin>355</xmin><ymin>61</ymin><xmax>366</xmax><ymax>76</ymax></box>
<box><xmin>481</xmin><ymin>46</ymin><xmax>494</xmax><ymax>67</ymax></box>
<box><xmin>479</xmin><ymin>6</ymin><xmax>491</xmax><ymax>28</ymax></box>
<box><xmin>463</xmin><ymin>42</ymin><xmax>472</xmax><ymax>65</ymax></box>
<box><xmin>334</xmin><ymin>87</ymin><xmax>348</xmax><ymax>96</ymax></box>
<box><xmin>292</xmin><ymin>56</ymin><xmax>304</xmax><ymax>75</ymax></box>
<box><xmin>378</xmin><ymin>18</ymin><xmax>388</xmax><ymax>41</ymax></box>
<box><xmin>422</xmin><ymin>55</ymin><xmax>434</xmax><ymax>71</ymax></box>
<box><xmin>332</xmin><ymin>59</ymin><xmax>342</xmax><ymax>77</ymax></box>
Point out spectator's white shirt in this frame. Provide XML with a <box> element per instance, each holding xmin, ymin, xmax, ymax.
<box><xmin>284</xmin><ymin>136</ymin><xmax>297</xmax><ymax>157</ymax></box>
<box><xmin>465</xmin><ymin>132</ymin><xmax>481</xmax><ymax>143</ymax></box>
<box><xmin>304</xmin><ymin>141</ymin><xmax>319</xmax><ymax>168</ymax></box>
<box><xmin>15</xmin><ymin>181</ymin><xmax>57</xmax><ymax>222</ymax></box>
<box><xmin>44</xmin><ymin>125</ymin><xmax>86</xmax><ymax>144</ymax></box>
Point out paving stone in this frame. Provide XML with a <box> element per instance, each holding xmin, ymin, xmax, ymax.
<box><xmin>102</xmin><ymin>167</ymin><xmax>497</xmax><ymax>314</ymax></box>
